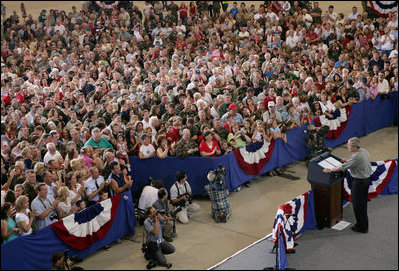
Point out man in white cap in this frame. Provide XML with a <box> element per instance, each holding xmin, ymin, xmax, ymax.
<box><xmin>263</xmin><ymin>101</ymin><xmax>282</xmax><ymax>123</ymax></box>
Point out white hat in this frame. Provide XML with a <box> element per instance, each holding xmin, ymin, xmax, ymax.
<box><xmin>268</xmin><ymin>101</ymin><xmax>275</xmax><ymax>107</ymax></box>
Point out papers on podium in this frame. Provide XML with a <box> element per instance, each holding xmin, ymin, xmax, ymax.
<box><xmin>317</xmin><ymin>157</ymin><xmax>343</xmax><ymax>170</ymax></box>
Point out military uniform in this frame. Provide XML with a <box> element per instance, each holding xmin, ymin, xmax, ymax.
<box><xmin>161</xmin><ymin>112</ymin><xmax>175</xmax><ymax>123</ymax></box>
<box><xmin>196</xmin><ymin>120</ymin><xmax>212</xmax><ymax>131</ymax></box>
<box><xmin>236</xmin><ymin>86</ymin><xmax>248</xmax><ymax>102</ymax></box>
<box><xmin>217</xmin><ymin>103</ymin><xmax>229</xmax><ymax>117</ymax></box>
<box><xmin>182</xmin><ymin>125</ymin><xmax>200</xmax><ymax>139</ymax></box>
<box><xmin>175</xmin><ymin>139</ymin><xmax>199</xmax><ymax>158</ymax></box>
<box><xmin>179</xmin><ymin>110</ymin><xmax>196</xmax><ymax>120</ymax></box>
<box><xmin>214</xmin><ymin>126</ymin><xmax>229</xmax><ymax>141</ymax></box>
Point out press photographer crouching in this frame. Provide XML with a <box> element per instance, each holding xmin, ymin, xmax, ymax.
<box><xmin>143</xmin><ymin>207</ymin><xmax>175</xmax><ymax>269</ymax></box>
<box><xmin>50</xmin><ymin>249</ymin><xmax>83</xmax><ymax>270</ymax></box>
<box><xmin>169</xmin><ymin>171</ymin><xmax>200</xmax><ymax>224</ymax></box>
<box><xmin>152</xmin><ymin>188</ymin><xmax>178</xmax><ymax>242</ymax></box>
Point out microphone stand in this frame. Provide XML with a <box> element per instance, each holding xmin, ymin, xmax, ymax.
<box><xmin>264</xmin><ymin>215</ymin><xmax>296</xmax><ymax>270</ymax></box>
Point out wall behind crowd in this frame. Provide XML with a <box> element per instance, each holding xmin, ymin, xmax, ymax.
<box><xmin>3</xmin><ymin>1</ymin><xmax>364</xmax><ymax>19</ymax></box>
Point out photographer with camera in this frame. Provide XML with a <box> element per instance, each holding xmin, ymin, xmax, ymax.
<box><xmin>144</xmin><ymin>207</ymin><xmax>175</xmax><ymax>269</ymax></box>
<box><xmin>152</xmin><ymin>188</ymin><xmax>176</xmax><ymax>242</ymax></box>
<box><xmin>50</xmin><ymin>251</ymin><xmax>72</xmax><ymax>270</ymax></box>
<box><xmin>305</xmin><ymin>124</ymin><xmax>331</xmax><ymax>165</ymax></box>
<box><xmin>50</xmin><ymin>250</ymin><xmax>83</xmax><ymax>270</ymax></box>
<box><xmin>169</xmin><ymin>171</ymin><xmax>200</xmax><ymax>224</ymax></box>
<box><xmin>31</xmin><ymin>183</ymin><xmax>59</xmax><ymax>230</ymax></box>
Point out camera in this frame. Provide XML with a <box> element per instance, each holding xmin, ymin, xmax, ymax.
<box><xmin>184</xmin><ymin>193</ymin><xmax>193</xmax><ymax>204</ymax></box>
<box><xmin>212</xmin><ymin>164</ymin><xmax>226</xmax><ymax>186</ymax></box>
<box><xmin>63</xmin><ymin>249</ymin><xmax>82</xmax><ymax>267</ymax></box>
<box><xmin>170</xmin><ymin>206</ymin><xmax>183</xmax><ymax>218</ymax></box>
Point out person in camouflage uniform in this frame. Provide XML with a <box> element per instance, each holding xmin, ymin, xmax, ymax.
<box><xmin>195</xmin><ymin>110</ymin><xmax>212</xmax><ymax>131</ymax></box>
<box><xmin>161</xmin><ymin>103</ymin><xmax>177</xmax><ymax>123</ymax></box>
<box><xmin>305</xmin><ymin>125</ymin><xmax>331</xmax><ymax>164</ymax></box>
<box><xmin>236</xmin><ymin>78</ymin><xmax>249</xmax><ymax>103</ymax></box>
<box><xmin>182</xmin><ymin>117</ymin><xmax>200</xmax><ymax>141</ymax></box>
<box><xmin>213</xmin><ymin>1</ymin><xmax>221</xmax><ymax>19</ymax></box>
<box><xmin>196</xmin><ymin>1</ymin><xmax>208</xmax><ymax>17</ymax></box>
<box><xmin>175</xmin><ymin>129</ymin><xmax>199</xmax><ymax>158</ymax></box>
<box><xmin>217</xmin><ymin>93</ymin><xmax>232</xmax><ymax>117</ymax></box>
<box><xmin>212</xmin><ymin>118</ymin><xmax>229</xmax><ymax>141</ymax></box>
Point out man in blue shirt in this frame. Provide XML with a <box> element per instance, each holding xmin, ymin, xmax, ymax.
<box><xmin>334</xmin><ymin>54</ymin><xmax>349</xmax><ymax>68</ymax></box>
<box><xmin>144</xmin><ymin>207</ymin><xmax>175</xmax><ymax>268</ymax></box>
<box><xmin>229</xmin><ymin>2</ymin><xmax>239</xmax><ymax>20</ymax></box>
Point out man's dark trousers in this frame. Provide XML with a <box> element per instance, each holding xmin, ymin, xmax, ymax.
<box><xmin>351</xmin><ymin>177</ymin><xmax>370</xmax><ymax>231</ymax></box>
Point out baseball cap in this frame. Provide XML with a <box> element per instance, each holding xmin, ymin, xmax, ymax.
<box><xmin>268</xmin><ymin>101</ymin><xmax>275</xmax><ymax>107</ymax></box>
<box><xmin>329</xmin><ymin>5</ymin><xmax>334</xmax><ymax>9</ymax></box>
<box><xmin>229</xmin><ymin>103</ymin><xmax>238</xmax><ymax>110</ymax></box>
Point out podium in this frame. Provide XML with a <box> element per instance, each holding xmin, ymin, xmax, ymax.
<box><xmin>307</xmin><ymin>152</ymin><xmax>344</xmax><ymax>229</ymax></box>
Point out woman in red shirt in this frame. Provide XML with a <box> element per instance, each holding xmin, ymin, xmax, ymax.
<box><xmin>189</xmin><ymin>2</ymin><xmax>197</xmax><ymax>17</ymax></box>
<box><xmin>199</xmin><ymin>131</ymin><xmax>221</xmax><ymax>157</ymax></box>
<box><xmin>179</xmin><ymin>2</ymin><xmax>188</xmax><ymax>23</ymax></box>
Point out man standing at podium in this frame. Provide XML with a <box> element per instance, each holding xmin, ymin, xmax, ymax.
<box><xmin>323</xmin><ymin>137</ymin><xmax>372</xmax><ymax>233</ymax></box>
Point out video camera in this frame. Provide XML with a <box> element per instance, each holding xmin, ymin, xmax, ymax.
<box><xmin>212</xmin><ymin>164</ymin><xmax>226</xmax><ymax>186</ymax></box>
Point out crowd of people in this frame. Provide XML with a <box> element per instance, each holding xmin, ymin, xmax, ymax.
<box><xmin>0</xmin><ymin>0</ymin><xmax>398</xmax><ymax>256</ymax></box>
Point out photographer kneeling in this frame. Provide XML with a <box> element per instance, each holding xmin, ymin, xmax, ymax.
<box><xmin>169</xmin><ymin>171</ymin><xmax>200</xmax><ymax>224</ymax></box>
<box><xmin>152</xmin><ymin>188</ymin><xmax>177</xmax><ymax>242</ymax></box>
<box><xmin>144</xmin><ymin>207</ymin><xmax>175</xmax><ymax>269</ymax></box>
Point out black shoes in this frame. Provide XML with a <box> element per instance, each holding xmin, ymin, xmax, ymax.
<box><xmin>146</xmin><ymin>260</ymin><xmax>157</xmax><ymax>269</ymax></box>
<box><xmin>165</xmin><ymin>263</ymin><xmax>172</xmax><ymax>269</ymax></box>
<box><xmin>351</xmin><ymin>225</ymin><xmax>368</xmax><ymax>233</ymax></box>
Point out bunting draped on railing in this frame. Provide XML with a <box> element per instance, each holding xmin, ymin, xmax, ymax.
<box><xmin>369</xmin><ymin>1</ymin><xmax>398</xmax><ymax>17</ymax></box>
<box><xmin>343</xmin><ymin>159</ymin><xmax>397</xmax><ymax>201</ymax></box>
<box><xmin>314</xmin><ymin>106</ymin><xmax>352</xmax><ymax>139</ymax></box>
<box><xmin>233</xmin><ymin>139</ymin><xmax>276</xmax><ymax>175</ymax></box>
<box><xmin>272</xmin><ymin>190</ymin><xmax>317</xmax><ymax>251</ymax></box>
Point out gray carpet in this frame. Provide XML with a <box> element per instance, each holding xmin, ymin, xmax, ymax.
<box><xmin>211</xmin><ymin>235</ymin><xmax>276</xmax><ymax>270</ymax></box>
<box><xmin>212</xmin><ymin>194</ymin><xmax>398</xmax><ymax>270</ymax></box>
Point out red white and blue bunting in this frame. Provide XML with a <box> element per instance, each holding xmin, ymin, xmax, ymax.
<box><xmin>94</xmin><ymin>1</ymin><xmax>120</xmax><ymax>9</ymax></box>
<box><xmin>51</xmin><ymin>194</ymin><xmax>121</xmax><ymax>250</ymax></box>
<box><xmin>369</xmin><ymin>1</ymin><xmax>398</xmax><ymax>17</ymax></box>
<box><xmin>314</xmin><ymin>106</ymin><xmax>352</xmax><ymax>139</ymax></box>
<box><xmin>272</xmin><ymin>192</ymin><xmax>309</xmax><ymax>251</ymax></box>
<box><xmin>343</xmin><ymin>159</ymin><xmax>397</xmax><ymax>201</ymax></box>
<box><xmin>233</xmin><ymin>139</ymin><xmax>275</xmax><ymax>175</ymax></box>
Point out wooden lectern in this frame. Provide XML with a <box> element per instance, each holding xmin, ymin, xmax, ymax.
<box><xmin>307</xmin><ymin>152</ymin><xmax>344</xmax><ymax>229</ymax></box>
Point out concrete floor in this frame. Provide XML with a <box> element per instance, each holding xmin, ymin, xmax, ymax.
<box><xmin>79</xmin><ymin>126</ymin><xmax>398</xmax><ymax>270</ymax></box>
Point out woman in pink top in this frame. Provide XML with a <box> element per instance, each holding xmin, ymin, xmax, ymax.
<box><xmin>369</xmin><ymin>76</ymin><xmax>379</xmax><ymax>100</ymax></box>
